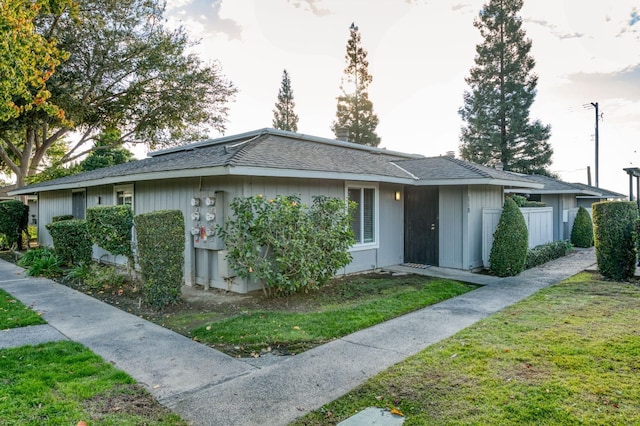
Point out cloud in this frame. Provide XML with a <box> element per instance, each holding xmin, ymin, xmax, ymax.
<box><xmin>525</xmin><ymin>18</ymin><xmax>584</xmax><ymax>40</ymax></box>
<box><xmin>287</xmin><ymin>0</ymin><xmax>332</xmax><ymax>16</ymax></box>
<box><xmin>563</xmin><ymin>65</ymin><xmax>640</xmax><ymax>102</ymax></box>
<box><xmin>167</xmin><ymin>0</ymin><xmax>242</xmax><ymax>40</ymax></box>
<box><xmin>631</xmin><ymin>9</ymin><xmax>640</xmax><ymax>26</ymax></box>
<box><xmin>451</xmin><ymin>3</ymin><xmax>475</xmax><ymax>14</ymax></box>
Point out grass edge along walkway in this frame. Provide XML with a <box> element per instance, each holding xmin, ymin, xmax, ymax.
<box><xmin>292</xmin><ymin>271</ymin><xmax>640</xmax><ymax>425</ymax></box>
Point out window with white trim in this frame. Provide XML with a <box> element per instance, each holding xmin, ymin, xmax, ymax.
<box><xmin>347</xmin><ymin>185</ymin><xmax>376</xmax><ymax>245</ymax></box>
<box><xmin>114</xmin><ymin>184</ymin><xmax>134</xmax><ymax>209</ymax></box>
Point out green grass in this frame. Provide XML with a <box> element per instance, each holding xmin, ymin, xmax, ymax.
<box><xmin>192</xmin><ymin>277</ymin><xmax>475</xmax><ymax>355</ymax></box>
<box><xmin>0</xmin><ymin>288</ymin><xmax>46</xmax><ymax>330</ymax></box>
<box><xmin>0</xmin><ymin>341</ymin><xmax>186</xmax><ymax>425</ymax></box>
<box><xmin>292</xmin><ymin>272</ymin><xmax>640</xmax><ymax>425</ymax></box>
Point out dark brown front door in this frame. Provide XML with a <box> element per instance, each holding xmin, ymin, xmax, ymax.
<box><xmin>404</xmin><ymin>187</ymin><xmax>439</xmax><ymax>266</ymax></box>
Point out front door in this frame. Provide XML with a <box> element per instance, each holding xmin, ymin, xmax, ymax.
<box><xmin>404</xmin><ymin>187</ymin><xmax>439</xmax><ymax>266</ymax></box>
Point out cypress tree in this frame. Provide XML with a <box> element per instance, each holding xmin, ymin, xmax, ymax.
<box><xmin>272</xmin><ymin>69</ymin><xmax>299</xmax><ymax>132</ymax></box>
<box><xmin>459</xmin><ymin>0</ymin><xmax>552</xmax><ymax>175</ymax></box>
<box><xmin>332</xmin><ymin>22</ymin><xmax>380</xmax><ymax>146</ymax></box>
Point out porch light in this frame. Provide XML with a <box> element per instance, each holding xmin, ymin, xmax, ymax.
<box><xmin>395</xmin><ymin>191</ymin><xmax>401</xmax><ymax>201</ymax></box>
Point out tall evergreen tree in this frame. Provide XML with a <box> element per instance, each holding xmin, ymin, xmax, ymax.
<box><xmin>332</xmin><ymin>22</ymin><xmax>380</xmax><ymax>146</ymax></box>
<box><xmin>272</xmin><ymin>69</ymin><xmax>299</xmax><ymax>132</ymax></box>
<box><xmin>459</xmin><ymin>0</ymin><xmax>552</xmax><ymax>175</ymax></box>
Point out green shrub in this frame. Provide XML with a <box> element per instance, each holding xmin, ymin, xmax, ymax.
<box><xmin>83</xmin><ymin>264</ymin><xmax>126</xmax><ymax>291</ymax></box>
<box><xmin>489</xmin><ymin>197</ymin><xmax>528</xmax><ymax>277</ymax></box>
<box><xmin>509</xmin><ymin>195</ymin><xmax>527</xmax><ymax>207</ymax></box>
<box><xmin>87</xmin><ymin>205</ymin><xmax>133</xmax><ymax>261</ymax></box>
<box><xmin>592</xmin><ymin>201</ymin><xmax>638</xmax><ymax>280</ymax></box>
<box><xmin>220</xmin><ymin>194</ymin><xmax>355</xmax><ymax>296</ymax></box>
<box><xmin>522</xmin><ymin>201</ymin><xmax>546</xmax><ymax>207</ymax></box>
<box><xmin>51</xmin><ymin>214</ymin><xmax>74</xmax><ymax>222</ymax></box>
<box><xmin>571</xmin><ymin>206</ymin><xmax>594</xmax><ymax>248</ymax></box>
<box><xmin>134</xmin><ymin>210</ymin><xmax>184</xmax><ymax>309</ymax></box>
<box><xmin>525</xmin><ymin>240</ymin><xmax>573</xmax><ymax>269</ymax></box>
<box><xmin>45</xmin><ymin>219</ymin><xmax>92</xmax><ymax>266</ymax></box>
<box><xmin>17</xmin><ymin>247</ymin><xmax>61</xmax><ymax>277</ymax></box>
<box><xmin>0</xmin><ymin>200</ymin><xmax>29</xmax><ymax>249</ymax></box>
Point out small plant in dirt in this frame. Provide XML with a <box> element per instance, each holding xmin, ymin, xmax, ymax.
<box><xmin>17</xmin><ymin>247</ymin><xmax>62</xmax><ymax>277</ymax></box>
<box><xmin>220</xmin><ymin>194</ymin><xmax>354</xmax><ymax>296</ymax></box>
<box><xmin>489</xmin><ymin>197</ymin><xmax>528</xmax><ymax>277</ymax></box>
<box><xmin>571</xmin><ymin>206</ymin><xmax>593</xmax><ymax>248</ymax></box>
<box><xmin>65</xmin><ymin>263</ymin><xmax>127</xmax><ymax>291</ymax></box>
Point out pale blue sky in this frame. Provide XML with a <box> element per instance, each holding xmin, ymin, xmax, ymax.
<box><xmin>165</xmin><ymin>0</ymin><xmax>640</xmax><ymax>195</ymax></box>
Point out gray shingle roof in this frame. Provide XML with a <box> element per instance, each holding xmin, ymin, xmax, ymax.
<box><xmin>570</xmin><ymin>182</ymin><xmax>626</xmax><ymax>199</ymax></box>
<box><xmin>393</xmin><ymin>156</ymin><xmax>540</xmax><ymax>185</ymax></box>
<box><xmin>10</xmin><ymin>128</ymin><xmax>542</xmax><ymax>195</ymax></box>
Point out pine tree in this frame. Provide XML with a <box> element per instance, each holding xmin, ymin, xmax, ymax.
<box><xmin>272</xmin><ymin>69</ymin><xmax>299</xmax><ymax>132</ymax></box>
<box><xmin>332</xmin><ymin>22</ymin><xmax>380</xmax><ymax>146</ymax></box>
<box><xmin>459</xmin><ymin>0</ymin><xmax>552</xmax><ymax>175</ymax></box>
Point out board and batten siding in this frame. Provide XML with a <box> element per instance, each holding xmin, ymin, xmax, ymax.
<box><xmin>37</xmin><ymin>190</ymin><xmax>73</xmax><ymax>247</ymax></box>
<box><xmin>439</xmin><ymin>185</ymin><xmax>503</xmax><ymax>270</ymax></box>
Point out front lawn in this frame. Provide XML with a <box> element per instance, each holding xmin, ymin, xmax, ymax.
<box><xmin>0</xmin><ymin>288</ymin><xmax>46</xmax><ymax>329</ymax></box>
<box><xmin>293</xmin><ymin>272</ymin><xmax>640</xmax><ymax>425</ymax></box>
<box><xmin>191</xmin><ymin>274</ymin><xmax>476</xmax><ymax>356</ymax></box>
<box><xmin>0</xmin><ymin>341</ymin><xmax>186</xmax><ymax>425</ymax></box>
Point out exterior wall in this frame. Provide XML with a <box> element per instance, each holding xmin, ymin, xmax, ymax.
<box><xmin>36</xmin><ymin>175</ymin><xmax>404</xmax><ymax>293</ymax></box>
<box><xmin>439</xmin><ymin>186</ymin><xmax>464</xmax><ymax>269</ymax></box>
<box><xmin>439</xmin><ymin>185</ymin><xmax>503</xmax><ymax>270</ymax></box>
<box><xmin>540</xmin><ymin>194</ymin><xmax>577</xmax><ymax>241</ymax></box>
<box><xmin>467</xmin><ymin>185</ymin><xmax>503</xmax><ymax>269</ymax></box>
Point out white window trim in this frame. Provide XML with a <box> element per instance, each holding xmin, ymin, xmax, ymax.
<box><xmin>345</xmin><ymin>181</ymin><xmax>379</xmax><ymax>251</ymax></box>
<box><xmin>114</xmin><ymin>184</ymin><xmax>134</xmax><ymax>209</ymax></box>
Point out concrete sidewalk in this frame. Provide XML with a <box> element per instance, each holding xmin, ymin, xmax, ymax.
<box><xmin>0</xmin><ymin>248</ymin><xmax>596</xmax><ymax>425</ymax></box>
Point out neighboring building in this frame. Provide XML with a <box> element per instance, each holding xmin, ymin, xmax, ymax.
<box><xmin>506</xmin><ymin>174</ymin><xmax>626</xmax><ymax>241</ymax></box>
<box><xmin>0</xmin><ymin>184</ymin><xmax>38</xmax><ymax>226</ymax></box>
<box><xmin>10</xmin><ymin>128</ymin><xmax>542</xmax><ymax>293</ymax></box>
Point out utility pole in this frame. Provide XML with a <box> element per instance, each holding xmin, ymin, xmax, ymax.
<box><xmin>590</xmin><ymin>102</ymin><xmax>599</xmax><ymax>187</ymax></box>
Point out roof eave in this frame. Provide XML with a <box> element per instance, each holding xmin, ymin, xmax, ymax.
<box><xmin>414</xmin><ymin>179</ymin><xmax>544</xmax><ymax>188</ymax></box>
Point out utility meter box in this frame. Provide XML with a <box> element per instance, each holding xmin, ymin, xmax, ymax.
<box><xmin>190</xmin><ymin>191</ymin><xmax>225</xmax><ymax>250</ymax></box>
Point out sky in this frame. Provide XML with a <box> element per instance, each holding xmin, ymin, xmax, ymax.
<box><xmin>162</xmin><ymin>0</ymin><xmax>640</xmax><ymax>196</ymax></box>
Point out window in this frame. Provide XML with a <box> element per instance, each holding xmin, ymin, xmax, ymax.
<box><xmin>72</xmin><ymin>190</ymin><xmax>86</xmax><ymax>219</ymax></box>
<box><xmin>347</xmin><ymin>184</ymin><xmax>376</xmax><ymax>245</ymax></box>
<box><xmin>114</xmin><ymin>184</ymin><xmax>134</xmax><ymax>208</ymax></box>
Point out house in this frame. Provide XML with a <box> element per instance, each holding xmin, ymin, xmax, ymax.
<box><xmin>10</xmin><ymin>128</ymin><xmax>542</xmax><ymax>293</ymax></box>
<box><xmin>506</xmin><ymin>174</ymin><xmax>626</xmax><ymax>241</ymax></box>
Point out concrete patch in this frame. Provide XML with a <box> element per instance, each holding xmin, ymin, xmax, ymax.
<box><xmin>338</xmin><ymin>407</ymin><xmax>405</xmax><ymax>425</ymax></box>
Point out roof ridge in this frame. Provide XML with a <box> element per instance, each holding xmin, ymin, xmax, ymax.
<box><xmin>440</xmin><ymin>156</ymin><xmax>493</xmax><ymax>178</ymax></box>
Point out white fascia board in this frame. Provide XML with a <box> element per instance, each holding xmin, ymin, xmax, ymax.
<box><xmin>520</xmin><ymin>189</ymin><xmax>601</xmax><ymax>196</ymax></box>
<box><xmin>412</xmin><ymin>179</ymin><xmax>544</xmax><ymax>189</ymax></box>
<box><xmin>9</xmin><ymin>166</ymin><xmax>231</xmax><ymax>195</ymax></box>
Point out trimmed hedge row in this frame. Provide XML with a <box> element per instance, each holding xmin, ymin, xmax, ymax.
<box><xmin>0</xmin><ymin>200</ymin><xmax>29</xmax><ymax>249</ymax></box>
<box><xmin>134</xmin><ymin>210</ymin><xmax>184</xmax><ymax>309</ymax></box>
<box><xmin>87</xmin><ymin>205</ymin><xmax>133</xmax><ymax>261</ymax></box>
<box><xmin>525</xmin><ymin>240</ymin><xmax>573</xmax><ymax>270</ymax></box>
<box><xmin>593</xmin><ymin>201</ymin><xmax>638</xmax><ymax>280</ymax></box>
<box><xmin>45</xmin><ymin>219</ymin><xmax>92</xmax><ymax>266</ymax></box>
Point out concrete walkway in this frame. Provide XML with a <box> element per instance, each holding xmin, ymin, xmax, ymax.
<box><xmin>0</xmin><ymin>248</ymin><xmax>597</xmax><ymax>425</ymax></box>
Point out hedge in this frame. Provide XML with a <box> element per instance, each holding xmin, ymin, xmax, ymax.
<box><xmin>570</xmin><ymin>206</ymin><xmax>593</xmax><ymax>248</ymax></box>
<box><xmin>134</xmin><ymin>210</ymin><xmax>184</xmax><ymax>309</ymax></box>
<box><xmin>87</xmin><ymin>205</ymin><xmax>133</xmax><ymax>261</ymax></box>
<box><xmin>525</xmin><ymin>240</ymin><xmax>573</xmax><ymax>270</ymax></box>
<box><xmin>0</xmin><ymin>200</ymin><xmax>29</xmax><ymax>249</ymax></box>
<box><xmin>45</xmin><ymin>219</ymin><xmax>92</xmax><ymax>265</ymax></box>
<box><xmin>592</xmin><ymin>201</ymin><xmax>638</xmax><ymax>280</ymax></box>
<box><xmin>489</xmin><ymin>197</ymin><xmax>528</xmax><ymax>277</ymax></box>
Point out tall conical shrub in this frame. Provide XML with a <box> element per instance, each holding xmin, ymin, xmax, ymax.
<box><xmin>571</xmin><ymin>206</ymin><xmax>593</xmax><ymax>247</ymax></box>
<box><xmin>490</xmin><ymin>197</ymin><xmax>528</xmax><ymax>277</ymax></box>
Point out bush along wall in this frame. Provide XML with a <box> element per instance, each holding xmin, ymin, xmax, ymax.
<box><xmin>525</xmin><ymin>240</ymin><xmax>573</xmax><ymax>270</ymax></box>
<box><xmin>87</xmin><ymin>205</ymin><xmax>133</xmax><ymax>264</ymax></box>
<box><xmin>592</xmin><ymin>201</ymin><xmax>638</xmax><ymax>281</ymax></box>
<box><xmin>0</xmin><ymin>200</ymin><xmax>29</xmax><ymax>249</ymax></box>
<box><xmin>134</xmin><ymin>210</ymin><xmax>185</xmax><ymax>309</ymax></box>
<box><xmin>571</xmin><ymin>206</ymin><xmax>594</xmax><ymax>248</ymax></box>
<box><xmin>45</xmin><ymin>219</ymin><xmax>92</xmax><ymax>266</ymax></box>
<box><xmin>489</xmin><ymin>197</ymin><xmax>529</xmax><ymax>277</ymax></box>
